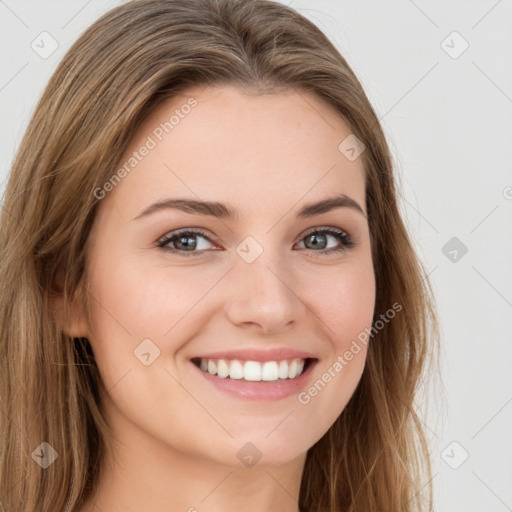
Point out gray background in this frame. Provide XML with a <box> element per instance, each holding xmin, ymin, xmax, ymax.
<box><xmin>1</xmin><ymin>1</ymin><xmax>511</xmax><ymax>510</ymax></box>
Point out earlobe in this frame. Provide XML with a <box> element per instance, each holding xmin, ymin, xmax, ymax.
<box><xmin>65</xmin><ymin>311</ymin><xmax>89</xmax><ymax>339</ymax></box>
<box><xmin>50</xmin><ymin>268</ymin><xmax>89</xmax><ymax>339</ymax></box>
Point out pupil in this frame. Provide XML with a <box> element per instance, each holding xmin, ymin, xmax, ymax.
<box><xmin>178</xmin><ymin>235</ymin><xmax>196</xmax><ymax>250</ymax></box>
<box><xmin>307</xmin><ymin>234</ymin><xmax>326</xmax><ymax>249</ymax></box>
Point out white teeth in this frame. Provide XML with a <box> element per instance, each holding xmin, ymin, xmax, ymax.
<box><xmin>261</xmin><ymin>361</ymin><xmax>279</xmax><ymax>381</ymax></box>
<box><xmin>288</xmin><ymin>359</ymin><xmax>298</xmax><ymax>379</ymax></box>
<box><xmin>244</xmin><ymin>361</ymin><xmax>261</xmax><ymax>381</ymax></box>
<box><xmin>207</xmin><ymin>360</ymin><xmax>217</xmax><ymax>375</ymax></box>
<box><xmin>217</xmin><ymin>359</ymin><xmax>230</xmax><ymax>379</ymax></box>
<box><xmin>195</xmin><ymin>357</ymin><xmax>307</xmax><ymax>381</ymax></box>
<box><xmin>229</xmin><ymin>360</ymin><xmax>244</xmax><ymax>379</ymax></box>
<box><xmin>278</xmin><ymin>360</ymin><xmax>288</xmax><ymax>379</ymax></box>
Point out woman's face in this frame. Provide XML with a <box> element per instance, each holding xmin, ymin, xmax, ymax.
<box><xmin>81</xmin><ymin>85</ymin><xmax>375</xmax><ymax>468</ymax></box>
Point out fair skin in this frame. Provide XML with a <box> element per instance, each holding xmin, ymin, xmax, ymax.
<box><xmin>65</xmin><ymin>85</ymin><xmax>375</xmax><ymax>512</ymax></box>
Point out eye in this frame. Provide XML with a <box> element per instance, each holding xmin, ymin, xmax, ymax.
<box><xmin>295</xmin><ymin>227</ymin><xmax>354</xmax><ymax>255</ymax></box>
<box><xmin>157</xmin><ymin>228</ymin><xmax>217</xmax><ymax>256</ymax></box>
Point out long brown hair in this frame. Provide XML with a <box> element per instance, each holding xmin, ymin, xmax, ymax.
<box><xmin>0</xmin><ymin>0</ymin><xmax>439</xmax><ymax>510</ymax></box>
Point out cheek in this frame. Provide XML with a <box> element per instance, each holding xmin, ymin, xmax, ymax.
<box><xmin>84</xmin><ymin>258</ymin><xmax>201</xmax><ymax>426</ymax></box>
<box><xmin>296</xmin><ymin>259</ymin><xmax>375</xmax><ymax>426</ymax></box>
<box><xmin>84</xmin><ymin>251</ymin><xmax>235</xmax><ymax>397</ymax></box>
<box><xmin>311</xmin><ymin>258</ymin><xmax>376</xmax><ymax>345</ymax></box>
<box><xmin>86</xmin><ymin>256</ymin><xmax>205</xmax><ymax>344</ymax></box>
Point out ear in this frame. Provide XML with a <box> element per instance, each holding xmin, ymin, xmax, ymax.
<box><xmin>50</xmin><ymin>267</ymin><xmax>90</xmax><ymax>338</ymax></box>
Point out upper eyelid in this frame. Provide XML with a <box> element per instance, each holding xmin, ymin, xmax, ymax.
<box><xmin>300</xmin><ymin>225</ymin><xmax>349</xmax><ymax>237</ymax></box>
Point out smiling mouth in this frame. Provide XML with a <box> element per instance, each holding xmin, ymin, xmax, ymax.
<box><xmin>191</xmin><ymin>357</ymin><xmax>315</xmax><ymax>382</ymax></box>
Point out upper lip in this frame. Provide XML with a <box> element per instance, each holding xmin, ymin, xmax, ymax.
<box><xmin>191</xmin><ymin>348</ymin><xmax>317</xmax><ymax>362</ymax></box>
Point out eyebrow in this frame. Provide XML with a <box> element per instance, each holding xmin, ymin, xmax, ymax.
<box><xmin>133</xmin><ymin>194</ymin><xmax>366</xmax><ymax>221</ymax></box>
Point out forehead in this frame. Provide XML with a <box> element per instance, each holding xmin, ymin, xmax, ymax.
<box><xmin>104</xmin><ymin>85</ymin><xmax>366</xmax><ymax>218</ymax></box>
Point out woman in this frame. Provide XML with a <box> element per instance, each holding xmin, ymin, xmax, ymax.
<box><xmin>0</xmin><ymin>0</ymin><xmax>438</xmax><ymax>510</ymax></box>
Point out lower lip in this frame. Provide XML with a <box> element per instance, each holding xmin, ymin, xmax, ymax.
<box><xmin>191</xmin><ymin>360</ymin><xmax>317</xmax><ymax>401</ymax></box>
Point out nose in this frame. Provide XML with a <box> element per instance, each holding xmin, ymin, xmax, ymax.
<box><xmin>223</xmin><ymin>250</ymin><xmax>306</xmax><ymax>335</ymax></box>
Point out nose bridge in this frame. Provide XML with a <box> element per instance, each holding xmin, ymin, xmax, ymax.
<box><xmin>224</xmin><ymin>234</ymin><xmax>304</xmax><ymax>332</ymax></box>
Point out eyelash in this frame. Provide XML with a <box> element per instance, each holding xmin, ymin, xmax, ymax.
<box><xmin>156</xmin><ymin>226</ymin><xmax>355</xmax><ymax>258</ymax></box>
